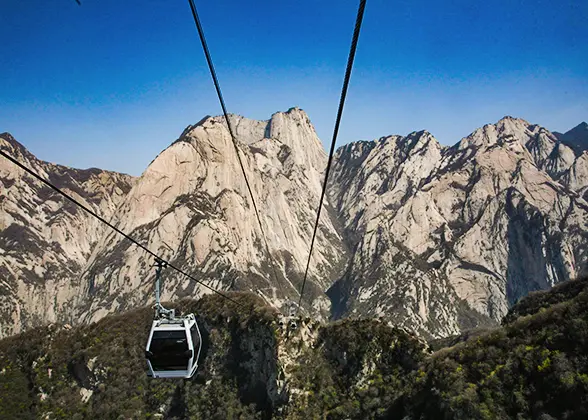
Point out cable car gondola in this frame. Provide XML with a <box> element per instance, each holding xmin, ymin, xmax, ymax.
<box><xmin>145</xmin><ymin>259</ymin><xmax>203</xmax><ymax>379</ymax></box>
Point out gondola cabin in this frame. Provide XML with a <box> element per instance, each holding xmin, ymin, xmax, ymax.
<box><xmin>145</xmin><ymin>314</ymin><xmax>202</xmax><ymax>379</ymax></box>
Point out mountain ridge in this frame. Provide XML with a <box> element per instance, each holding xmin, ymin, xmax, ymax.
<box><xmin>327</xmin><ymin>115</ymin><xmax>588</xmax><ymax>337</ymax></box>
<box><xmin>1</xmin><ymin>112</ymin><xmax>587</xmax><ymax>340</ymax></box>
<box><xmin>0</xmin><ymin>132</ymin><xmax>136</xmax><ymax>337</ymax></box>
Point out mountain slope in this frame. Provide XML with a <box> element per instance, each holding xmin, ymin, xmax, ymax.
<box><xmin>328</xmin><ymin>117</ymin><xmax>588</xmax><ymax>338</ymax></box>
<box><xmin>2</xmin><ymin>113</ymin><xmax>588</xmax><ymax>340</ymax></box>
<box><xmin>401</xmin><ymin>275</ymin><xmax>588</xmax><ymax>419</ymax></box>
<box><xmin>0</xmin><ymin>133</ymin><xmax>135</xmax><ymax>337</ymax></box>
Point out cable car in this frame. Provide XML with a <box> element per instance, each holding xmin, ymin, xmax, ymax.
<box><xmin>145</xmin><ymin>314</ymin><xmax>202</xmax><ymax>378</ymax></box>
<box><xmin>145</xmin><ymin>259</ymin><xmax>203</xmax><ymax>379</ymax></box>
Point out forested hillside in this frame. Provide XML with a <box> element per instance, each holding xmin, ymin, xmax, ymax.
<box><xmin>1</xmin><ymin>277</ymin><xmax>587</xmax><ymax>419</ymax></box>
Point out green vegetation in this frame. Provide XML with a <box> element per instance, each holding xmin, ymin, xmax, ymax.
<box><xmin>1</xmin><ymin>277</ymin><xmax>587</xmax><ymax>419</ymax></box>
<box><xmin>0</xmin><ymin>293</ymin><xmax>277</xmax><ymax>420</ymax></box>
<box><xmin>286</xmin><ymin>319</ymin><xmax>425</xmax><ymax>419</ymax></box>
<box><xmin>403</xmin><ymin>276</ymin><xmax>588</xmax><ymax>419</ymax></box>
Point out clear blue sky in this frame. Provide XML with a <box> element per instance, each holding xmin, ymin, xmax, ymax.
<box><xmin>1</xmin><ymin>0</ymin><xmax>586</xmax><ymax>175</ymax></box>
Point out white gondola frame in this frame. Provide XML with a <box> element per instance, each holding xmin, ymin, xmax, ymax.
<box><xmin>145</xmin><ymin>313</ymin><xmax>203</xmax><ymax>379</ymax></box>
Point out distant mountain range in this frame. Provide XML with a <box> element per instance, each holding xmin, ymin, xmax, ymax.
<box><xmin>554</xmin><ymin>121</ymin><xmax>588</xmax><ymax>156</ymax></box>
<box><xmin>1</xmin><ymin>111</ymin><xmax>587</xmax><ymax>339</ymax></box>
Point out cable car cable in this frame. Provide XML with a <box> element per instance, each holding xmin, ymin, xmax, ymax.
<box><xmin>296</xmin><ymin>0</ymin><xmax>367</xmax><ymax>313</ymax></box>
<box><xmin>186</xmin><ymin>0</ymin><xmax>286</xmax><ymax>302</ymax></box>
<box><xmin>0</xmin><ymin>148</ymin><xmax>246</xmax><ymax>309</ymax></box>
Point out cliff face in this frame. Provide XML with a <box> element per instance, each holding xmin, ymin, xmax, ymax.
<box><xmin>0</xmin><ymin>133</ymin><xmax>135</xmax><ymax>337</ymax></box>
<box><xmin>328</xmin><ymin>117</ymin><xmax>588</xmax><ymax>338</ymax></box>
<box><xmin>555</xmin><ymin>121</ymin><xmax>588</xmax><ymax>157</ymax></box>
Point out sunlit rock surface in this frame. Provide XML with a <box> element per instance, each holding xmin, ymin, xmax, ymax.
<box><xmin>328</xmin><ymin>117</ymin><xmax>588</xmax><ymax>337</ymax></box>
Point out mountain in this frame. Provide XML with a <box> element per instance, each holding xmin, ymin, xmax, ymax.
<box><xmin>0</xmin><ymin>133</ymin><xmax>135</xmax><ymax>337</ymax></box>
<box><xmin>328</xmin><ymin>117</ymin><xmax>588</xmax><ymax>338</ymax></box>
<box><xmin>1</xmin><ymin>112</ymin><xmax>588</xmax><ymax>340</ymax></box>
<box><xmin>0</xmin><ymin>276</ymin><xmax>586</xmax><ymax>419</ymax></box>
<box><xmin>554</xmin><ymin>122</ymin><xmax>588</xmax><ymax>156</ymax></box>
<box><xmin>70</xmin><ymin>108</ymin><xmax>347</xmax><ymax>325</ymax></box>
<box><xmin>0</xmin><ymin>109</ymin><xmax>348</xmax><ymax>337</ymax></box>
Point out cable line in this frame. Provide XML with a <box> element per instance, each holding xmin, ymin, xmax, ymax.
<box><xmin>186</xmin><ymin>0</ymin><xmax>285</xmax><ymax>302</ymax></box>
<box><xmin>0</xmin><ymin>148</ymin><xmax>245</xmax><ymax>309</ymax></box>
<box><xmin>297</xmin><ymin>0</ymin><xmax>367</xmax><ymax>312</ymax></box>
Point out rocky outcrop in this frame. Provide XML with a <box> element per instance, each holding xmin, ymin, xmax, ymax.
<box><xmin>0</xmin><ymin>110</ymin><xmax>348</xmax><ymax>338</ymax></box>
<box><xmin>328</xmin><ymin>117</ymin><xmax>588</xmax><ymax>338</ymax></box>
<box><xmin>0</xmin><ymin>133</ymin><xmax>135</xmax><ymax>337</ymax></box>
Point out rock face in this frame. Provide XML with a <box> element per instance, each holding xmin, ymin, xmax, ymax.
<box><xmin>1</xmin><ymin>113</ymin><xmax>588</xmax><ymax>340</ymax></box>
<box><xmin>0</xmin><ymin>133</ymin><xmax>135</xmax><ymax>337</ymax></box>
<box><xmin>72</xmin><ymin>108</ymin><xmax>347</xmax><ymax>324</ymax></box>
<box><xmin>328</xmin><ymin>117</ymin><xmax>588</xmax><ymax>338</ymax></box>
<box><xmin>0</xmin><ymin>109</ymin><xmax>348</xmax><ymax>336</ymax></box>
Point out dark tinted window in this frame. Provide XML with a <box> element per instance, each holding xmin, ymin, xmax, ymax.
<box><xmin>148</xmin><ymin>330</ymin><xmax>190</xmax><ymax>371</ymax></box>
<box><xmin>190</xmin><ymin>324</ymin><xmax>201</xmax><ymax>351</ymax></box>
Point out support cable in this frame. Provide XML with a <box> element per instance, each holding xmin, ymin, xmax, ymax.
<box><xmin>187</xmin><ymin>0</ymin><xmax>285</xmax><ymax>302</ymax></box>
<box><xmin>297</xmin><ymin>0</ymin><xmax>367</xmax><ymax>312</ymax></box>
<box><xmin>0</xmin><ymin>148</ymin><xmax>246</xmax><ymax>309</ymax></box>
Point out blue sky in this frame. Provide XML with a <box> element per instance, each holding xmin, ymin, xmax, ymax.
<box><xmin>1</xmin><ymin>0</ymin><xmax>586</xmax><ymax>175</ymax></box>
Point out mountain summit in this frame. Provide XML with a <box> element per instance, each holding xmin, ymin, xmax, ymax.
<box><xmin>72</xmin><ymin>107</ymin><xmax>347</xmax><ymax>326</ymax></box>
<box><xmin>0</xmin><ymin>109</ymin><xmax>347</xmax><ymax>337</ymax></box>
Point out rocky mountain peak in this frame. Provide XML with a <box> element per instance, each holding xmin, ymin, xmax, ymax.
<box><xmin>329</xmin><ymin>130</ymin><xmax>444</xmax><ymax>241</ymax></box>
<box><xmin>451</xmin><ymin>117</ymin><xmax>577</xmax><ymax>181</ymax></box>
<box><xmin>0</xmin><ymin>135</ymin><xmax>136</xmax><ymax>337</ymax></box>
<box><xmin>555</xmin><ymin>121</ymin><xmax>588</xmax><ymax>156</ymax></box>
<box><xmin>69</xmin><ymin>108</ymin><xmax>346</xmax><ymax>325</ymax></box>
<box><xmin>0</xmin><ymin>132</ymin><xmax>21</xmax><ymax>149</ymax></box>
<box><xmin>0</xmin><ymin>132</ymin><xmax>37</xmax><ymax>167</ymax></box>
<box><xmin>497</xmin><ymin>114</ymin><xmax>531</xmax><ymax>125</ymax></box>
<box><xmin>398</xmin><ymin>130</ymin><xmax>443</xmax><ymax>158</ymax></box>
<box><xmin>265</xmin><ymin>107</ymin><xmax>326</xmax><ymax>171</ymax></box>
<box><xmin>457</xmin><ymin>116</ymin><xmax>533</xmax><ymax>149</ymax></box>
<box><xmin>181</xmin><ymin>108</ymin><xmax>324</xmax><ymax>173</ymax></box>
<box><xmin>328</xmin><ymin>116</ymin><xmax>588</xmax><ymax>337</ymax></box>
